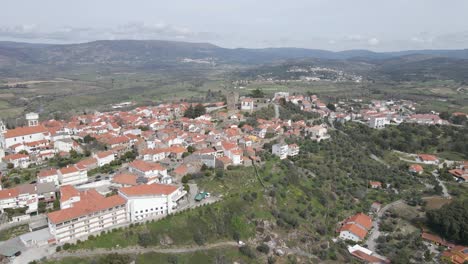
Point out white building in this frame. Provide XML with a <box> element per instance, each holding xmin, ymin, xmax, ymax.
<box><xmin>26</xmin><ymin>112</ymin><xmax>39</xmax><ymax>127</ymax></box>
<box><xmin>2</xmin><ymin>125</ymin><xmax>49</xmax><ymax>149</ymax></box>
<box><xmin>369</xmin><ymin>116</ymin><xmax>389</xmax><ymax>129</ymax></box>
<box><xmin>47</xmin><ymin>188</ymin><xmax>127</xmax><ymax>243</ymax></box>
<box><xmin>94</xmin><ymin>151</ymin><xmax>115</xmax><ymax>167</ymax></box>
<box><xmin>288</xmin><ymin>144</ymin><xmax>299</xmax><ymax>157</ymax></box>
<box><xmin>241</xmin><ymin>98</ymin><xmax>254</xmax><ymax>112</ymax></box>
<box><xmin>118</xmin><ymin>184</ymin><xmax>187</xmax><ymax>222</ymax></box>
<box><xmin>58</xmin><ymin>165</ymin><xmax>88</xmax><ymax>186</ymax></box>
<box><xmin>2</xmin><ymin>153</ymin><xmax>31</xmax><ymax>169</ymax></box>
<box><xmin>0</xmin><ymin>184</ymin><xmax>38</xmax><ymax>214</ymax></box>
<box><xmin>272</xmin><ymin>143</ymin><xmax>289</xmax><ymax>160</ymax></box>
<box><xmin>37</xmin><ymin>168</ymin><xmax>60</xmax><ymax>186</ymax></box>
<box><xmin>306</xmin><ymin>125</ymin><xmax>330</xmax><ymax>142</ymax></box>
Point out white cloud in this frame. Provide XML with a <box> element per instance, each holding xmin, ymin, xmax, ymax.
<box><xmin>367</xmin><ymin>37</ymin><xmax>379</xmax><ymax>46</ymax></box>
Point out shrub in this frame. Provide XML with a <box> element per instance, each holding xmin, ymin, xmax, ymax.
<box><xmin>256</xmin><ymin>243</ymin><xmax>270</xmax><ymax>254</ymax></box>
<box><xmin>239</xmin><ymin>245</ymin><xmax>256</xmax><ymax>258</ymax></box>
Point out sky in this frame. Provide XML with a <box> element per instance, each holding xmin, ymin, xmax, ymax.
<box><xmin>2</xmin><ymin>0</ymin><xmax>468</xmax><ymax>51</ymax></box>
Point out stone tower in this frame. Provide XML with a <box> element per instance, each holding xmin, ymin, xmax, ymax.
<box><xmin>225</xmin><ymin>91</ymin><xmax>239</xmax><ymax>111</ymax></box>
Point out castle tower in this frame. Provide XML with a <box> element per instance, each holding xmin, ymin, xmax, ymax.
<box><xmin>26</xmin><ymin>112</ymin><xmax>39</xmax><ymax>127</ymax></box>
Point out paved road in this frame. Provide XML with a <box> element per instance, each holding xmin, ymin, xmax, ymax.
<box><xmin>432</xmin><ymin>170</ymin><xmax>451</xmax><ymax>198</ymax></box>
<box><xmin>366</xmin><ymin>199</ymin><xmax>403</xmax><ymax>252</ymax></box>
<box><xmin>50</xmin><ymin>241</ymin><xmax>238</xmax><ymax>260</ymax></box>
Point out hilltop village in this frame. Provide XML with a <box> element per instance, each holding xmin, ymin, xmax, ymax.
<box><xmin>0</xmin><ymin>90</ymin><xmax>466</xmax><ymax>263</ymax></box>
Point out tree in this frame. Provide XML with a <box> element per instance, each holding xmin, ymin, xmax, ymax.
<box><xmin>439</xmin><ymin>111</ymin><xmax>450</xmax><ymax>120</ymax></box>
<box><xmin>326</xmin><ymin>103</ymin><xmax>336</xmax><ymax>111</ymax></box>
<box><xmin>250</xmin><ymin>88</ymin><xmax>265</xmax><ymax>98</ymax></box>
<box><xmin>184</xmin><ymin>104</ymin><xmax>206</xmax><ymax>119</ymax></box>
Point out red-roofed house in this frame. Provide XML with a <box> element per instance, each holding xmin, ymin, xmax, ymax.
<box><xmin>339</xmin><ymin>213</ymin><xmax>373</xmax><ymax>242</ymax></box>
<box><xmin>94</xmin><ymin>150</ymin><xmax>115</xmax><ymax>166</ymax></box>
<box><xmin>417</xmin><ymin>154</ymin><xmax>439</xmax><ymax>165</ymax></box>
<box><xmin>409</xmin><ymin>164</ymin><xmax>424</xmax><ymax>174</ymax></box>
<box><xmin>128</xmin><ymin>160</ymin><xmax>170</xmax><ymax>183</ymax></box>
<box><xmin>2</xmin><ymin>153</ymin><xmax>30</xmax><ymax>168</ymax></box>
<box><xmin>38</xmin><ymin>168</ymin><xmax>59</xmax><ymax>186</ymax></box>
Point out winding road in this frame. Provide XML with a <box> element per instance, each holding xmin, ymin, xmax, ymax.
<box><xmin>366</xmin><ymin>199</ymin><xmax>403</xmax><ymax>252</ymax></box>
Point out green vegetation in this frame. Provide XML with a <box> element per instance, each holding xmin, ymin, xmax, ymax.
<box><xmin>426</xmin><ymin>199</ymin><xmax>468</xmax><ymax>245</ymax></box>
<box><xmin>183</xmin><ymin>104</ymin><xmax>206</xmax><ymax>119</ymax></box>
<box><xmin>43</xmin><ymin>248</ymin><xmax>258</xmax><ymax>264</ymax></box>
<box><xmin>0</xmin><ymin>224</ymin><xmax>29</xmax><ymax>241</ymax></box>
<box><xmin>338</xmin><ymin>122</ymin><xmax>468</xmax><ymax>159</ymax></box>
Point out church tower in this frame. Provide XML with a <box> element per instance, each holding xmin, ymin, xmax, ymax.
<box><xmin>26</xmin><ymin>112</ymin><xmax>39</xmax><ymax>127</ymax></box>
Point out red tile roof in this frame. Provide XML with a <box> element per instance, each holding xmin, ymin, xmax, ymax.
<box><xmin>119</xmin><ymin>183</ymin><xmax>179</xmax><ymax>197</ymax></box>
<box><xmin>347</xmin><ymin>213</ymin><xmax>373</xmax><ymax>230</ymax></box>
<box><xmin>48</xmin><ymin>191</ymin><xmax>125</xmax><ymax>224</ymax></box>
<box><xmin>340</xmin><ymin>223</ymin><xmax>368</xmax><ymax>239</ymax></box>
<box><xmin>129</xmin><ymin>160</ymin><xmax>166</xmax><ymax>172</ymax></box>
<box><xmin>5</xmin><ymin>125</ymin><xmax>48</xmax><ymax>138</ymax></box>
<box><xmin>38</xmin><ymin>168</ymin><xmax>58</xmax><ymax>178</ymax></box>
<box><xmin>112</xmin><ymin>173</ymin><xmax>138</xmax><ymax>186</ymax></box>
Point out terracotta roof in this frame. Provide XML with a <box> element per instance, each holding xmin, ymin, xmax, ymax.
<box><xmin>350</xmin><ymin>250</ymin><xmax>388</xmax><ymax>263</ymax></box>
<box><xmin>3</xmin><ymin>153</ymin><xmax>29</xmax><ymax>161</ymax></box>
<box><xmin>96</xmin><ymin>150</ymin><xmax>114</xmax><ymax>159</ymax></box>
<box><xmin>129</xmin><ymin>160</ymin><xmax>166</xmax><ymax>172</ymax></box>
<box><xmin>112</xmin><ymin>173</ymin><xmax>138</xmax><ymax>186</ymax></box>
<box><xmin>48</xmin><ymin>192</ymin><xmax>125</xmax><ymax>224</ymax></box>
<box><xmin>409</xmin><ymin>164</ymin><xmax>424</xmax><ymax>172</ymax></box>
<box><xmin>340</xmin><ymin>223</ymin><xmax>368</xmax><ymax>239</ymax></box>
<box><xmin>119</xmin><ymin>183</ymin><xmax>179</xmax><ymax>197</ymax></box>
<box><xmin>59</xmin><ymin>165</ymin><xmax>79</xmax><ymax>175</ymax></box>
<box><xmin>60</xmin><ymin>185</ymin><xmax>80</xmax><ymax>203</ymax></box>
<box><xmin>5</xmin><ymin>125</ymin><xmax>48</xmax><ymax>138</ymax></box>
<box><xmin>0</xmin><ymin>188</ymin><xmax>20</xmax><ymax>200</ymax></box>
<box><xmin>347</xmin><ymin>213</ymin><xmax>373</xmax><ymax>230</ymax></box>
<box><xmin>418</xmin><ymin>154</ymin><xmax>438</xmax><ymax>161</ymax></box>
<box><xmin>38</xmin><ymin>168</ymin><xmax>58</xmax><ymax>178</ymax></box>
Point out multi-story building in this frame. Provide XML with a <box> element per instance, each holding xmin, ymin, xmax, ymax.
<box><xmin>272</xmin><ymin>143</ymin><xmax>289</xmax><ymax>160</ymax></box>
<box><xmin>58</xmin><ymin>165</ymin><xmax>88</xmax><ymax>186</ymax></box>
<box><xmin>47</xmin><ymin>187</ymin><xmax>127</xmax><ymax>243</ymax></box>
<box><xmin>241</xmin><ymin>98</ymin><xmax>254</xmax><ymax>112</ymax></box>
<box><xmin>118</xmin><ymin>184</ymin><xmax>186</xmax><ymax>222</ymax></box>
<box><xmin>0</xmin><ymin>184</ymin><xmax>38</xmax><ymax>213</ymax></box>
<box><xmin>2</xmin><ymin>153</ymin><xmax>31</xmax><ymax>169</ymax></box>
<box><xmin>369</xmin><ymin>115</ymin><xmax>389</xmax><ymax>129</ymax></box>
<box><xmin>37</xmin><ymin>168</ymin><xmax>60</xmax><ymax>186</ymax></box>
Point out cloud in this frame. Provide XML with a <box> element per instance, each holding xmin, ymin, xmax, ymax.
<box><xmin>367</xmin><ymin>37</ymin><xmax>379</xmax><ymax>46</ymax></box>
<box><xmin>0</xmin><ymin>23</ymin><xmax>221</xmax><ymax>43</ymax></box>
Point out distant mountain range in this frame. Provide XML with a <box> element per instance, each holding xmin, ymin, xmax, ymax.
<box><xmin>1</xmin><ymin>40</ymin><xmax>468</xmax><ymax>81</ymax></box>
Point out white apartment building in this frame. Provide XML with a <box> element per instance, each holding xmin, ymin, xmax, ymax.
<box><xmin>369</xmin><ymin>116</ymin><xmax>389</xmax><ymax>129</ymax></box>
<box><xmin>0</xmin><ymin>184</ymin><xmax>38</xmax><ymax>213</ymax></box>
<box><xmin>47</xmin><ymin>188</ymin><xmax>127</xmax><ymax>243</ymax></box>
<box><xmin>288</xmin><ymin>144</ymin><xmax>300</xmax><ymax>157</ymax></box>
<box><xmin>58</xmin><ymin>165</ymin><xmax>88</xmax><ymax>186</ymax></box>
<box><xmin>272</xmin><ymin>143</ymin><xmax>289</xmax><ymax>160</ymax></box>
<box><xmin>118</xmin><ymin>184</ymin><xmax>186</xmax><ymax>222</ymax></box>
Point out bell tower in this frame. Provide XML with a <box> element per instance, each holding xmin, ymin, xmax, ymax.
<box><xmin>26</xmin><ymin>112</ymin><xmax>39</xmax><ymax>127</ymax></box>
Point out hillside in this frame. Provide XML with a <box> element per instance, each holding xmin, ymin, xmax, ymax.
<box><xmin>1</xmin><ymin>40</ymin><xmax>468</xmax><ymax>82</ymax></box>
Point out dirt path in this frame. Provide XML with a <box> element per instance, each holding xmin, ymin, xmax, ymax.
<box><xmin>431</xmin><ymin>170</ymin><xmax>451</xmax><ymax>198</ymax></box>
<box><xmin>51</xmin><ymin>241</ymin><xmax>238</xmax><ymax>259</ymax></box>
